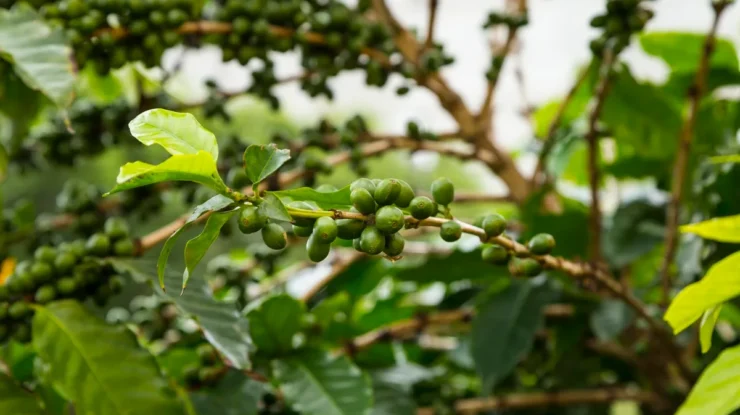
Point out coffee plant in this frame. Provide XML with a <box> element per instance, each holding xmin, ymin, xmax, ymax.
<box><xmin>1</xmin><ymin>0</ymin><xmax>740</xmax><ymax>413</ymax></box>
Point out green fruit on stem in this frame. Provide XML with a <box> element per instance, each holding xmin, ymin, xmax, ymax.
<box><xmin>375</xmin><ymin>206</ymin><xmax>404</xmax><ymax>234</ymax></box>
<box><xmin>288</xmin><ymin>201</ymin><xmax>318</xmax><ymax>227</ymax></box>
<box><xmin>313</xmin><ymin>216</ymin><xmax>338</xmax><ymax>243</ymax></box>
<box><xmin>528</xmin><ymin>233</ymin><xmax>556</xmax><ymax>255</ymax></box>
<box><xmin>350</xmin><ymin>178</ymin><xmax>376</xmax><ymax>194</ymax></box>
<box><xmin>374</xmin><ymin>179</ymin><xmax>401</xmax><ymax>206</ymax></box>
<box><xmin>440</xmin><ymin>221</ymin><xmax>462</xmax><ymax>242</ymax></box>
<box><xmin>509</xmin><ymin>258</ymin><xmax>542</xmax><ymax>277</ymax></box>
<box><xmin>481</xmin><ymin>245</ymin><xmax>510</xmax><ymax>265</ymax></box>
<box><xmin>104</xmin><ymin>217</ymin><xmax>130</xmax><ymax>240</ymax></box>
<box><xmin>336</xmin><ymin>219</ymin><xmax>366</xmax><ymax>240</ymax></box>
<box><xmin>307</xmin><ymin>234</ymin><xmax>332</xmax><ymax>262</ymax></box>
<box><xmin>86</xmin><ymin>233</ymin><xmax>111</xmax><ymax>257</ymax></box>
<box><xmin>9</xmin><ymin>302</ymin><xmax>31</xmax><ymax>320</ymax></box>
<box><xmin>34</xmin><ymin>246</ymin><xmax>57</xmax><ymax>263</ymax></box>
<box><xmin>395</xmin><ymin>180</ymin><xmax>415</xmax><ymax>208</ymax></box>
<box><xmin>482</xmin><ymin>214</ymin><xmax>507</xmax><ymax>238</ymax></box>
<box><xmin>262</xmin><ymin>223</ymin><xmax>288</xmax><ymax>250</ymax></box>
<box><xmin>383</xmin><ymin>233</ymin><xmax>405</xmax><ymax>257</ymax></box>
<box><xmin>56</xmin><ymin>278</ymin><xmax>78</xmax><ymax>296</ymax></box>
<box><xmin>54</xmin><ymin>252</ymin><xmax>77</xmax><ymax>274</ymax></box>
<box><xmin>293</xmin><ymin>224</ymin><xmax>314</xmax><ymax>237</ymax></box>
<box><xmin>114</xmin><ymin>238</ymin><xmax>136</xmax><ymax>257</ymax></box>
<box><xmin>351</xmin><ymin>188</ymin><xmax>376</xmax><ymax>214</ymax></box>
<box><xmin>35</xmin><ymin>285</ymin><xmax>57</xmax><ymax>304</ymax></box>
<box><xmin>30</xmin><ymin>262</ymin><xmax>53</xmax><ymax>283</ymax></box>
<box><xmin>238</xmin><ymin>206</ymin><xmax>267</xmax><ymax>234</ymax></box>
<box><xmin>408</xmin><ymin>196</ymin><xmax>434</xmax><ymax>220</ymax></box>
<box><xmin>360</xmin><ymin>226</ymin><xmax>385</xmax><ymax>255</ymax></box>
<box><xmin>352</xmin><ymin>237</ymin><xmax>364</xmax><ymax>252</ymax></box>
<box><xmin>431</xmin><ymin>177</ymin><xmax>454</xmax><ymax>205</ymax></box>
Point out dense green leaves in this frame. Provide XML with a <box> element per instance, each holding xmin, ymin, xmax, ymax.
<box><xmin>243</xmin><ymin>144</ymin><xmax>291</xmax><ymax>184</ymax></box>
<box><xmin>32</xmin><ymin>301</ymin><xmax>186</xmax><ymax>415</ymax></box>
<box><xmin>371</xmin><ymin>380</ymin><xmax>416</xmax><ymax>415</ymax></box>
<box><xmin>0</xmin><ymin>373</ymin><xmax>44</xmax><ymax>414</ymax></box>
<box><xmin>183</xmin><ymin>210</ymin><xmax>237</xmax><ymax>289</ymax></box>
<box><xmin>245</xmin><ymin>294</ymin><xmax>304</xmax><ymax>356</ymax></box>
<box><xmin>681</xmin><ymin>214</ymin><xmax>740</xmax><ymax>243</ymax></box>
<box><xmin>677</xmin><ymin>344</ymin><xmax>740</xmax><ymax>415</ymax></box>
<box><xmin>590</xmin><ymin>300</ymin><xmax>635</xmax><ymax>341</ymax></box>
<box><xmin>273</xmin><ymin>351</ymin><xmax>373</xmax><ymax>415</ymax></box>
<box><xmin>640</xmin><ymin>32</ymin><xmax>738</xmax><ymax>74</ymax></box>
<box><xmin>274</xmin><ymin>186</ymin><xmax>352</xmax><ymax>210</ymax></box>
<box><xmin>0</xmin><ymin>4</ymin><xmax>75</xmax><ymax>106</ymax></box>
<box><xmin>191</xmin><ymin>370</ymin><xmax>262</xmax><ymax>415</ymax></box>
<box><xmin>129</xmin><ymin>109</ymin><xmax>219</xmax><ymax>161</ymax></box>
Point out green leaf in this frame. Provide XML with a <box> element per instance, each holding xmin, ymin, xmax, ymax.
<box><xmin>700</xmin><ymin>304</ymin><xmax>722</xmax><ymax>354</ymax></box>
<box><xmin>243</xmin><ymin>143</ymin><xmax>291</xmax><ymax>184</ymax></box>
<box><xmin>676</xmin><ymin>344</ymin><xmax>740</xmax><ymax>415</ymax></box>
<box><xmin>472</xmin><ymin>278</ymin><xmax>555</xmax><ymax>392</ymax></box>
<box><xmin>394</xmin><ymin>250</ymin><xmax>507</xmax><ymax>284</ymax></box>
<box><xmin>665</xmin><ymin>251</ymin><xmax>740</xmax><ymax>334</ymax></box>
<box><xmin>640</xmin><ymin>32</ymin><xmax>738</xmax><ymax>74</ymax></box>
<box><xmin>0</xmin><ymin>373</ymin><xmax>44</xmax><ymax>414</ymax></box>
<box><xmin>260</xmin><ymin>192</ymin><xmax>291</xmax><ymax>222</ymax></box>
<box><xmin>273</xmin><ymin>186</ymin><xmax>351</xmax><ymax>210</ymax></box>
<box><xmin>0</xmin><ymin>142</ymin><xmax>7</xmax><ymax>183</ymax></box>
<box><xmin>273</xmin><ymin>350</ymin><xmax>373</xmax><ymax>415</ymax></box>
<box><xmin>681</xmin><ymin>215</ymin><xmax>740</xmax><ymax>243</ymax></box>
<box><xmin>245</xmin><ymin>294</ymin><xmax>304</xmax><ymax>356</ymax></box>
<box><xmin>371</xmin><ymin>379</ymin><xmax>416</xmax><ymax>415</ymax></box>
<box><xmin>32</xmin><ymin>301</ymin><xmax>187</xmax><ymax>415</ymax></box>
<box><xmin>0</xmin><ymin>4</ymin><xmax>75</xmax><ymax>107</ymax></box>
<box><xmin>183</xmin><ymin>210</ymin><xmax>237</xmax><ymax>290</ymax></box>
<box><xmin>590</xmin><ymin>300</ymin><xmax>635</xmax><ymax>341</ymax></box>
<box><xmin>711</xmin><ymin>154</ymin><xmax>740</xmax><ymax>164</ymax></box>
<box><xmin>191</xmin><ymin>370</ymin><xmax>262</xmax><ymax>415</ymax></box>
<box><xmin>106</xmin><ymin>152</ymin><xmax>227</xmax><ymax>196</ymax></box>
<box><xmin>157</xmin><ymin>195</ymin><xmax>235</xmax><ymax>289</ymax></box>
<box><xmin>129</xmin><ymin>108</ymin><xmax>219</xmax><ymax>161</ymax></box>
<box><xmin>112</xmin><ymin>258</ymin><xmax>251</xmax><ymax>369</ymax></box>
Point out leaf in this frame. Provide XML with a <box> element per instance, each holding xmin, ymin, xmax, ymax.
<box><xmin>243</xmin><ymin>143</ymin><xmax>291</xmax><ymax>184</ymax></box>
<box><xmin>590</xmin><ymin>300</ymin><xmax>635</xmax><ymax>341</ymax></box>
<box><xmin>245</xmin><ymin>294</ymin><xmax>304</xmax><ymax>356</ymax></box>
<box><xmin>112</xmin><ymin>258</ymin><xmax>251</xmax><ymax>369</ymax></box>
<box><xmin>0</xmin><ymin>143</ymin><xmax>7</xmax><ymax>183</ymax></box>
<box><xmin>0</xmin><ymin>4</ymin><xmax>75</xmax><ymax>106</ymax></box>
<box><xmin>681</xmin><ymin>215</ymin><xmax>740</xmax><ymax>243</ymax></box>
<box><xmin>700</xmin><ymin>304</ymin><xmax>722</xmax><ymax>354</ymax></box>
<box><xmin>106</xmin><ymin>152</ymin><xmax>228</xmax><ymax>196</ymax></box>
<box><xmin>273</xmin><ymin>186</ymin><xmax>351</xmax><ymax>210</ymax></box>
<box><xmin>665</xmin><ymin>251</ymin><xmax>740</xmax><ymax>334</ymax></box>
<box><xmin>183</xmin><ymin>210</ymin><xmax>237</xmax><ymax>290</ymax></box>
<box><xmin>129</xmin><ymin>108</ymin><xmax>219</xmax><ymax>161</ymax></box>
<box><xmin>603</xmin><ymin>199</ymin><xmax>665</xmax><ymax>268</ymax></box>
<box><xmin>0</xmin><ymin>373</ymin><xmax>44</xmax><ymax>414</ymax></box>
<box><xmin>394</xmin><ymin>250</ymin><xmax>508</xmax><ymax>284</ymax></box>
<box><xmin>259</xmin><ymin>192</ymin><xmax>291</xmax><ymax>222</ymax></box>
<box><xmin>157</xmin><ymin>195</ymin><xmax>235</xmax><ymax>289</ymax></box>
<box><xmin>191</xmin><ymin>370</ymin><xmax>262</xmax><ymax>415</ymax></box>
<box><xmin>472</xmin><ymin>278</ymin><xmax>555</xmax><ymax>392</ymax></box>
<box><xmin>32</xmin><ymin>301</ymin><xmax>186</xmax><ymax>415</ymax></box>
<box><xmin>676</xmin><ymin>344</ymin><xmax>740</xmax><ymax>415</ymax></box>
<box><xmin>640</xmin><ymin>32</ymin><xmax>738</xmax><ymax>74</ymax></box>
<box><xmin>273</xmin><ymin>350</ymin><xmax>373</xmax><ymax>415</ymax></box>
<box><xmin>371</xmin><ymin>379</ymin><xmax>416</xmax><ymax>415</ymax></box>
<box><xmin>711</xmin><ymin>154</ymin><xmax>740</xmax><ymax>164</ymax></box>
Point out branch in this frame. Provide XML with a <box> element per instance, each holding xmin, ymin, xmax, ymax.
<box><xmin>479</xmin><ymin>27</ymin><xmax>519</xmax><ymax>121</ymax></box>
<box><xmin>660</xmin><ymin>1</ymin><xmax>730</xmax><ymax>305</ymax></box>
<box><xmin>423</xmin><ymin>0</ymin><xmax>438</xmax><ymax>50</ymax></box>
<box><xmin>299</xmin><ymin>252</ymin><xmax>363</xmax><ymax>302</ymax></box>
<box><xmin>452</xmin><ymin>192</ymin><xmax>512</xmax><ymax>203</ymax></box>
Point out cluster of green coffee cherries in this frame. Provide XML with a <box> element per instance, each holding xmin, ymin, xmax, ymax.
<box><xmin>183</xmin><ymin>343</ymin><xmax>226</xmax><ymax>389</ymax></box>
<box><xmin>0</xmin><ymin>217</ymin><xmax>135</xmax><ymax>343</ymax></box>
<box><xmin>589</xmin><ymin>0</ymin><xmax>653</xmax><ymax>55</ymax></box>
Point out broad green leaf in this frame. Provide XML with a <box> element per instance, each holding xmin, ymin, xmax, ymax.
<box><xmin>245</xmin><ymin>294</ymin><xmax>304</xmax><ymax>356</ymax></box>
<box><xmin>243</xmin><ymin>143</ymin><xmax>291</xmax><ymax>184</ymax></box>
<box><xmin>106</xmin><ymin>152</ymin><xmax>227</xmax><ymax>196</ymax></box>
<box><xmin>0</xmin><ymin>63</ymin><xmax>44</xmax><ymax>142</ymax></box>
<box><xmin>590</xmin><ymin>300</ymin><xmax>635</xmax><ymax>341</ymax></box>
<box><xmin>394</xmin><ymin>250</ymin><xmax>507</xmax><ymax>284</ymax></box>
<box><xmin>112</xmin><ymin>258</ymin><xmax>251</xmax><ymax>369</ymax></box>
<box><xmin>183</xmin><ymin>210</ymin><xmax>237</xmax><ymax>290</ymax></box>
<box><xmin>640</xmin><ymin>32</ymin><xmax>738</xmax><ymax>74</ymax></box>
<box><xmin>676</xmin><ymin>344</ymin><xmax>740</xmax><ymax>415</ymax></box>
<box><xmin>157</xmin><ymin>195</ymin><xmax>235</xmax><ymax>289</ymax></box>
<box><xmin>274</xmin><ymin>186</ymin><xmax>351</xmax><ymax>210</ymax></box>
<box><xmin>711</xmin><ymin>155</ymin><xmax>740</xmax><ymax>164</ymax></box>
<box><xmin>545</xmin><ymin>130</ymin><xmax>587</xmax><ymax>184</ymax></box>
<box><xmin>665</xmin><ymin>251</ymin><xmax>740</xmax><ymax>334</ymax></box>
<box><xmin>371</xmin><ymin>379</ymin><xmax>416</xmax><ymax>415</ymax></box>
<box><xmin>32</xmin><ymin>301</ymin><xmax>186</xmax><ymax>415</ymax></box>
<box><xmin>0</xmin><ymin>373</ymin><xmax>44</xmax><ymax>414</ymax></box>
<box><xmin>700</xmin><ymin>304</ymin><xmax>722</xmax><ymax>353</ymax></box>
<box><xmin>0</xmin><ymin>4</ymin><xmax>75</xmax><ymax>106</ymax></box>
<box><xmin>603</xmin><ymin>199</ymin><xmax>665</xmax><ymax>268</ymax></box>
<box><xmin>129</xmin><ymin>108</ymin><xmax>219</xmax><ymax>161</ymax></box>
<box><xmin>472</xmin><ymin>278</ymin><xmax>555</xmax><ymax>392</ymax></box>
<box><xmin>191</xmin><ymin>370</ymin><xmax>262</xmax><ymax>415</ymax></box>
<box><xmin>273</xmin><ymin>350</ymin><xmax>373</xmax><ymax>415</ymax></box>
<box><xmin>681</xmin><ymin>215</ymin><xmax>740</xmax><ymax>243</ymax></box>
<box><xmin>260</xmin><ymin>192</ymin><xmax>291</xmax><ymax>222</ymax></box>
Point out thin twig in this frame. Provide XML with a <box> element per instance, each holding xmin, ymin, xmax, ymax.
<box><xmin>423</xmin><ymin>0</ymin><xmax>438</xmax><ymax>50</ymax></box>
<box><xmin>299</xmin><ymin>252</ymin><xmax>363</xmax><ymax>302</ymax></box>
<box><xmin>479</xmin><ymin>28</ymin><xmax>519</xmax><ymax>121</ymax></box>
<box><xmin>660</xmin><ymin>1</ymin><xmax>730</xmax><ymax>306</ymax></box>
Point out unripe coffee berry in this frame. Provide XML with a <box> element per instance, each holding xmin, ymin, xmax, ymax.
<box><xmin>481</xmin><ymin>245</ymin><xmax>509</xmax><ymax>265</ymax></box>
<box><xmin>351</xmin><ymin>188</ymin><xmax>376</xmax><ymax>215</ymax></box>
<box><xmin>374</xmin><ymin>179</ymin><xmax>401</xmax><ymax>206</ymax></box>
<box><xmin>409</xmin><ymin>196</ymin><xmax>435</xmax><ymax>220</ymax></box>
<box><xmin>307</xmin><ymin>235</ymin><xmax>332</xmax><ymax>262</ymax></box>
<box><xmin>440</xmin><ymin>221</ymin><xmax>462</xmax><ymax>242</ymax></box>
<box><xmin>238</xmin><ymin>206</ymin><xmax>267</xmax><ymax>234</ymax></box>
<box><xmin>262</xmin><ymin>223</ymin><xmax>287</xmax><ymax>250</ymax></box>
<box><xmin>482</xmin><ymin>214</ymin><xmax>507</xmax><ymax>238</ymax></box>
<box><xmin>375</xmin><ymin>206</ymin><xmax>404</xmax><ymax>235</ymax></box>
<box><xmin>528</xmin><ymin>233</ymin><xmax>555</xmax><ymax>255</ymax></box>
<box><xmin>360</xmin><ymin>226</ymin><xmax>385</xmax><ymax>255</ymax></box>
<box><xmin>431</xmin><ymin>178</ymin><xmax>454</xmax><ymax>205</ymax></box>
<box><xmin>313</xmin><ymin>217</ymin><xmax>338</xmax><ymax>243</ymax></box>
<box><xmin>383</xmin><ymin>233</ymin><xmax>405</xmax><ymax>257</ymax></box>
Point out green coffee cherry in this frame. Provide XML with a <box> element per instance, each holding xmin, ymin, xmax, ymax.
<box><xmin>350</xmin><ymin>178</ymin><xmax>376</xmax><ymax>194</ymax></box>
<box><xmin>238</xmin><ymin>206</ymin><xmax>267</xmax><ymax>234</ymax></box>
<box><xmin>30</xmin><ymin>262</ymin><xmax>53</xmax><ymax>283</ymax></box>
<box><xmin>509</xmin><ymin>258</ymin><xmax>542</xmax><ymax>277</ymax></box>
<box><xmin>408</xmin><ymin>196</ymin><xmax>434</xmax><ymax>220</ymax></box>
<box><xmin>431</xmin><ymin>178</ymin><xmax>454</xmax><ymax>206</ymax></box>
<box><xmin>375</xmin><ymin>206</ymin><xmax>404</xmax><ymax>235</ymax></box>
<box><xmin>440</xmin><ymin>221</ymin><xmax>462</xmax><ymax>242</ymax></box>
<box><xmin>307</xmin><ymin>234</ymin><xmax>332</xmax><ymax>262</ymax></box>
<box><xmin>104</xmin><ymin>217</ymin><xmax>130</xmax><ymax>240</ymax></box>
<box><xmin>262</xmin><ymin>223</ymin><xmax>288</xmax><ymax>250</ymax></box>
<box><xmin>472</xmin><ymin>216</ymin><xmax>485</xmax><ymax>228</ymax></box>
<box><xmin>86</xmin><ymin>233</ymin><xmax>111</xmax><ymax>257</ymax></box>
<box><xmin>8</xmin><ymin>302</ymin><xmax>31</xmax><ymax>320</ymax></box>
<box><xmin>56</xmin><ymin>278</ymin><xmax>78</xmax><ymax>296</ymax></box>
<box><xmin>293</xmin><ymin>224</ymin><xmax>314</xmax><ymax>237</ymax></box>
<box><xmin>288</xmin><ymin>201</ymin><xmax>318</xmax><ymax>227</ymax></box>
<box><xmin>383</xmin><ymin>233</ymin><xmax>405</xmax><ymax>257</ymax></box>
<box><xmin>54</xmin><ymin>252</ymin><xmax>77</xmax><ymax>274</ymax></box>
<box><xmin>352</xmin><ymin>237</ymin><xmax>364</xmax><ymax>252</ymax></box>
<box><xmin>197</xmin><ymin>344</ymin><xmax>218</xmax><ymax>365</ymax></box>
<box><xmin>374</xmin><ymin>179</ymin><xmax>401</xmax><ymax>206</ymax></box>
<box><xmin>35</xmin><ymin>285</ymin><xmax>57</xmax><ymax>304</ymax></box>
<box><xmin>482</xmin><ymin>214</ymin><xmax>507</xmax><ymax>238</ymax></box>
<box><xmin>528</xmin><ymin>233</ymin><xmax>555</xmax><ymax>255</ymax></box>
<box><xmin>34</xmin><ymin>246</ymin><xmax>57</xmax><ymax>263</ymax></box>
<box><xmin>336</xmin><ymin>219</ymin><xmax>366</xmax><ymax>240</ymax></box>
<box><xmin>481</xmin><ymin>245</ymin><xmax>510</xmax><ymax>265</ymax></box>
<box><xmin>114</xmin><ymin>238</ymin><xmax>136</xmax><ymax>257</ymax></box>
<box><xmin>395</xmin><ymin>180</ymin><xmax>415</xmax><ymax>208</ymax></box>
<box><xmin>351</xmin><ymin>188</ymin><xmax>376</xmax><ymax>214</ymax></box>
<box><xmin>360</xmin><ymin>226</ymin><xmax>385</xmax><ymax>255</ymax></box>
<box><xmin>313</xmin><ymin>217</ymin><xmax>338</xmax><ymax>243</ymax></box>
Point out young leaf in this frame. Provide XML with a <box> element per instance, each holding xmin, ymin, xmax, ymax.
<box><xmin>243</xmin><ymin>144</ymin><xmax>291</xmax><ymax>184</ymax></box>
<box><xmin>676</xmin><ymin>344</ymin><xmax>740</xmax><ymax>415</ymax></box>
<box><xmin>0</xmin><ymin>4</ymin><xmax>75</xmax><ymax>107</ymax></box>
<box><xmin>273</xmin><ymin>186</ymin><xmax>351</xmax><ymax>210</ymax></box>
<box><xmin>273</xmin><ymin>350</ymin><xmax>373</xmax><ymax>415</ymax></box>
<box><xmin>183</xmin><ymin>210</ymin><xmax>237</xmax><ymax>290</ymax></box>
<box><xmin>129</xmin><ymin>109</ymin><xmax>219</xmax><ymax>161</ymax></box>
<box><xmin>665</xmin><ymin>251</ymin><xmax>740</xmax><ymax>334</ymax></box>
<box><xmin>106</xmin><ymin>152</ymin><xmax>227</xmax><ymax>196</ymax></box>
<box><xmin>191</xmin><ymin>370</ymin><xmax>263</xmax><ymax>415</ymax></box>
<box><xmin>700</xmin><ymin>305</ymin><xmax>722</xmax><ymax>354</ymax></box>
<box><xmin>681</xmin><ymin>215</ymin><xmax>740</xmax><ymax>243</ymax></box>
<box><xmin>260</xmin><ymin>193</ymin><xmax>292</xmax><ymax>222</ymax></box>
<box><xmin>32</xmin><ymin>301</ymin><xmax>188</xmax><ymax>415</ymax></box>
<box><xmin>711</xmin><ymin>155</ymin><xmax>740</xmax><ymax>164</ymax></box>
<box><xmin>245</xmin><ymin>294</ymin><xmax>304</xmax><ymax>356</ymax></box>
<box><xmin>0</xmin><ymin>373</ymin><xmax>44</xmax><ymax>414</ymax></box>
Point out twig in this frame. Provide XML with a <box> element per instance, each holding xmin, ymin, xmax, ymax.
<box><xmin>479</xmin><ymin>27</ymin><xmax>519</xmax><ymax>121</ymax></box>
<box><xmin>452</xmin><ymin>192</ymin><xmax>513</xmax><ymax>203</ymax></box>
<box><xmin>299</xmin><ymin>252</ymin><xmax>363</xmax><ymax>302</ymax></box>
<box><xmin>660</xmin><ymin>1</ymin><xmax>730</xmax><ymax>306</ymax></box>
<box><xmin>423</xmin><ymin>0</ymin><xmax>438</xmax><ymax>50</ymax></box>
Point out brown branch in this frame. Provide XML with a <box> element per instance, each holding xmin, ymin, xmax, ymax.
<box><xmin>299</xmin><ymin>252</ymin><xmax>363</xmax><ymax>302</ymax></box>
<box><xmin>479</xmin><ymin>27</ymin><xmax>519</xmax><ymax>121</ymax></box>
<box><xmin>452</xmin><ymin>192</ymin><xmax>513</xmax><ymax>203</ymax></box>
<box><xmin>423</xmin><ymin>0</ymin><xmax>438</xmax><ymax>50</ymax></box>
<box><xmin>660</xmin><ymin>1</ymin><xmax>730</xmax><ymax>306</ymax></box>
